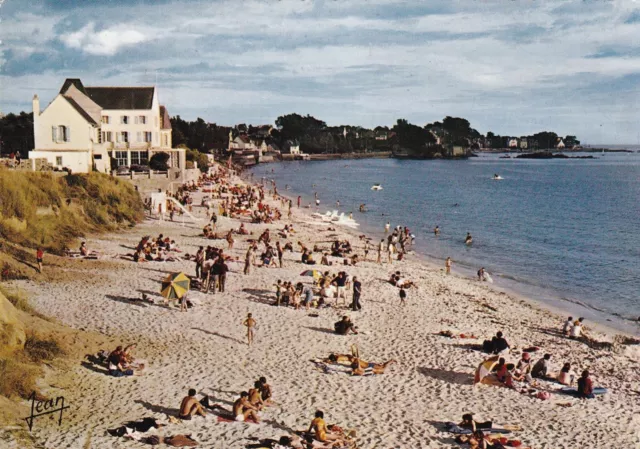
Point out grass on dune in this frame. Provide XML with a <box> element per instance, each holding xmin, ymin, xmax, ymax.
<box><xmin>0</xmin><ymin>169</ymin><xmax>144</xmax><ymax>254</ymax></box>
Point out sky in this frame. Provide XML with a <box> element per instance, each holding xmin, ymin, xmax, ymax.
<box><xmin>1</xmin><ymin>0</ymin><xmax>640</xmax><ymax>144</ymax></box>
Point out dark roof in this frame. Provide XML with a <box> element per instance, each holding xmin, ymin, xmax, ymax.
<box><xmin>84</xmin><ymin>87</ymin><xmax>155</xmax><ymax>110</ymax></box>
<box><xmin>60</xmin><ymin>78</ymin><xmax>87</xmax><ymax>95</ymax></box>
<box><xmin>63</xmin><ymin>96</ymin><xmax>97</xmax><ymax>126</ymax></box>
<box><xmin>159</xmin><ymin>105</ymin><xmax>171</xmax><ymax>130</ymax></box>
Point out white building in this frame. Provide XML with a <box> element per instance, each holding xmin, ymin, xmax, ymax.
<box><xmin>283</xmin><ymin>140</ymin><xmax>300</xmax><ymax>155</ymax></box>
<box><xmin>30</xmin><ymin>78</ymin><xmax>185</xmax><ymax>173</ymax></box>
<box><xmin>556</xmin><ymin>139</ymin><xmax>565</xmax><ymax>149</ymax></box>
<box><xmin>508</xmin><ymin>138</ymin><xmax>519</xmax><ymax>148</ymax></box>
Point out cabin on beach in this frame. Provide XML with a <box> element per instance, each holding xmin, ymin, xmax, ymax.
<box><xmin>29</xmin><ymin>78</ymin><xmax>186</xmax><ymax>174</ymax></box>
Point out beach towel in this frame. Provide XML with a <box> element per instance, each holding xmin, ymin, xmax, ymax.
<box><xmin>216</xmin><ymin>415</ymin><xmax>258</xmax><ymax>424</ymax></box>
<box><xmin>560</xmin><ymin>386</ymin><xmax>607</xmax><ymax>396</ymax></box>
<box><xmin>444</xmin><ymin>422</ymin><xmax>512</xmax><ymax>435</ymax></box>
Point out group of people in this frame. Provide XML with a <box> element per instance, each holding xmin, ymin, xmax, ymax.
<box><xmin>128</xmin><ymin>234</ymin><xmax>181</xmax><ymax>262</ymax></box>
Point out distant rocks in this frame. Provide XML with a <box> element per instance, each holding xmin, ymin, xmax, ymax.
<box><xmin>516</xmin><ymin>152</ymin><xmax>595</xmax><ymax>159</ymax></box>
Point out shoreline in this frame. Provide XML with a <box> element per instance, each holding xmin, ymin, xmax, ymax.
<box><xmin>246</xmin><ymin>170</ymin><xmax>639</xmax><ymax>338</ymax></box>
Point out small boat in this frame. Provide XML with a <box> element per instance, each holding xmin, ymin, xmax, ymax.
<box><xmin>371</xmin><ymin>184</ymin><xmax>383</xmax><ymax>191</ymax></box>
<box><xmin>492</xmin><ymin>174</ymin><xmax>503</xmax><ymax>180</ymax></box>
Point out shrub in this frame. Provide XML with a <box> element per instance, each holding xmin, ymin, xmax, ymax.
<box><xmin>149</xmin><ymin>152</ymin><xmax>170</xmax><ymax>171</ymax></box>
<box><xmin>23</xmin><ymin>332</ymin><xmax>65</xmax><ymax>363</ymax></box>
<box><xmin>0</xmin><ymin>358</ymin><xmax>39</xmax><ymax>399</ymax></box>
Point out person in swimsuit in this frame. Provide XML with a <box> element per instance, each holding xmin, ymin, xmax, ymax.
<box><xmin>243</xmin><ymin>313</ymin><xmax>256</xmax><ymax>346</ymax></box>
<box><xmin>445</xmin><ymin>257</ymin><xmax>452</xmax><ymax>275</ymax></box>
<box><xmin>350</xmin><ymin>359</ymin><xmax>396</xmax><ymax>376</ymax></box>
<box><xmin>248</xmin><ymin>381</ymin><xmax>265</xmax><ymax>410</ymax></box>
<box><xmin>233</xmin><ymin>392</ymin><xmax>260</xmax><ymax>422</ymax></box>
<box><xmin>36</xmin><ymin>248</ymin><xmax>44</xmax><ymax>273</ymax></box>
<box><xmin>465</xmin><ymin>233</ymin><xmax>473</xmax><ymax>245</ymax></box>
<box><xmin>179</xmin><ymin>389</ymin><xmax>206</xmax><ymax>420</ymax></box>
<box><xmin>258</xmin><ymin>377</ymin><xmax>273</xmax><ymax>404</ymax></box>
<box><xmin>307</xmin><ymin>410</ymin><xmax>341</xmax><ymax>443</ymax></box>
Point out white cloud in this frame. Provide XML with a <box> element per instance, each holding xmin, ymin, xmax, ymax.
<box><xmin>60</xmin><ymin>22</ymin><xmax>154</xmax><ymax>55</ymax></box>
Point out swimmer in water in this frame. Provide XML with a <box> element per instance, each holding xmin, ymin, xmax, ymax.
<box><xmin>434</xmin><ymin>226</ymin><xmax>440</xmax><ymax>236</ymax></box>
<box><xmin>465</xmin><ymin>232</ymin><xmax>473</xmax><ymax>245</ymax></box>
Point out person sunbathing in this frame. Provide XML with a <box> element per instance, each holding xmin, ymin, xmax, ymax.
<box><xmin>179</xmin><ymin>388</ymin><xmax>206</xmax><ymax>419</ymax></box>
<box><xmin>459</xmin><ymin>413</ymin><xmax>493</xmax><ymax>432</ymax></box>
<box><xmin>350</xmin><ymin>358</ymin><xmax>396</xmax><ymax>376</ymax></box>
<box><xmin>233</xmin><ymin>392</ymin><xmax>261</xmax><ymax>422</ymax></box>
<box><xmin>307</xmin><ymin>410</ymin><xmax>343</xmax><ymax>444</ymax></box>
<box><xmin>258</xmin><ymin>377</ymin><xmax>273</xmax><ymax>404</ymax></box>
<box><xmin>248</xmin><ymin>381</ymin><xmax>265</xmax><ymax>410</ymax></box>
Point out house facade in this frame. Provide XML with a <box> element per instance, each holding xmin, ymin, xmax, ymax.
<box><xmin>30</xmin><ymin>78</ymin><xmax>184</xmax><ymax>173</ymax></box>
<box><xmin>283</xmin><ymin>140</ymin><xmax>301</xmax><ymax>155</ymax></box>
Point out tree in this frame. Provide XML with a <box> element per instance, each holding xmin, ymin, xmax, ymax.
<box><xmin>184</xmin><ymin>147</ymin><xmax>210</xmax><ymax>173</ymax></box>
<box><xmin>0</xmin><ymin>112</ymin><xmax>34</xmax><ymax>157</ymax></box>
<box><xmin>149</xmin><ymin>152</ymin><xmax>170</xmax><ymax>171</ymax></box>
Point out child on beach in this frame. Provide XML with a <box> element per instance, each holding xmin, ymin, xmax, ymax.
<box><xmin>36</xmin><ymin>247</ymin><xmax>44</xmax><ymax>273</ymax></box>
<box><xmin>243</xmin><ymin>313</ymin><xmax>257</xmax><ymax>346</ymax></box>
<box><xmin>445</xmin><ymin>257</ymin><xmax>452</xmax><ymax>275</ymax></box>
<box><xmin>399</xmin><ymin>287</ymin><xmax>406</xmax><ymax>305</ymax></box>
<box><xmin>275</xmin><ymin>280</ymin><xmax>282</xmax><ymax>306</ymax></box>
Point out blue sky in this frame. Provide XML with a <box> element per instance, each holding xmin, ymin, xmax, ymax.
<box><xmin>1</xmin><ymin>0</ymin><xmax>640</xmax><ymax>144</ymax></box>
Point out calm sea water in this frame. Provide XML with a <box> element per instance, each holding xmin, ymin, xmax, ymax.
<box><xmin>250</xmin><ymin>151</ymin><xmax>640</xmax><ymax>334</ymax></box>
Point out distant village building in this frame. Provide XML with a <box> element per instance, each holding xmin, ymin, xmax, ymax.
<box><xmin>519</xmin><ymin>138</ymin><xmax>528</xmax><ymax>149</ymax></box>
<box><xmin>30</xmin><ymin>78</ymin><xmax>184</xmax><ymax>173</ymax></box>
<box><xmin>508</xmin><ymin>138</ymin><xmax>519</xmax><ymax>149</ymax></box>
<box><xmin>283</xmin><ymin>140</ymin><xmax>301</xmax><ymax>155</ymax></box>
<box><xmin>556</xmin><ymin>139</ymin><xmax>565</xmax><ymax>149</ymax></box>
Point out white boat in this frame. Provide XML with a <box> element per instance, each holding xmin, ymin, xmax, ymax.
<box><xmin>371</xmin><ymin>184</ymin><xmax>383</xmax><ymax>190</ymax></box>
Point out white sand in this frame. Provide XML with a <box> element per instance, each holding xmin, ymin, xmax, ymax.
<box><xmin>6</xmin><ymin>172</ymin><xmax>640</xmax><ymax>449</ymax></box>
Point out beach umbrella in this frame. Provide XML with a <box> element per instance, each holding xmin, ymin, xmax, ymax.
<box><xmin>300</xmin><ymin>269</ymin><xmax>321</xmax><ymax>279</ymax></box>
<box><xmin>160</xmin><ymin>272</ymin><xmax>190</xmax><ymax>300</ymax></box>
<box><xmin>474</xmin><ymin>356</ymin><xmax>500</xmax><ymax>384</ymax></box>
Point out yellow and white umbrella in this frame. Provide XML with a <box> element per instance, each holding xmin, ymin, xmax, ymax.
<box><xmin>474</xmin><ymin>355</ymin><xmax>500</xmax><ymax>384</ymax></box>
<box><xmin>160</xmin><ymin>272</ymin><xmax>190</xmax><ymax>300</ymax></box>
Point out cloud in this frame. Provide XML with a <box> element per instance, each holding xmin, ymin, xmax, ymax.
<box><xmin>2</xmin><ymin>0</ymin><xmax>640</xmax><ymax>143</ymax></box>
<box><xmin>59</xmin><ymin>22</ymin><xmax>154</xmax><ymax>55</ymax></box>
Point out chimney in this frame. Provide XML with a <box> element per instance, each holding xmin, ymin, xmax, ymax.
<box><xmin>33</xmin><ymin>94</ymin><xmax>40</xmax><ymax>117</ymax></box>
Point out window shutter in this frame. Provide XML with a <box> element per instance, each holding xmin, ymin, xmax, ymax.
<box><xmin>116</xmin><ymin>132</ymin><xmax>120</xmax><ymax>143</ymax></box>
<box><xmin>66</xmin><ymin>127</ymin><xmax>71</xmax><ymax>142</ymax></box>
<box><xmin>52</xmin><ymin>126</ymin><xmax>57</xmax><ymax>142</ymax></box>
<box><xmin>134</xmin><ymin>116</ymin><xmax>139</xmax><ymax>125</ymax></box>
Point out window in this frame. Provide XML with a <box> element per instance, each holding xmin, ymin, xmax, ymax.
<box><xmin>94</xmin><ymin>154</ymin><xmax>102</xmax><ymax>160</ymax></box>
<box><xmin>52</xmin><ymin>126</ymin><xmax>70</xmax><ymax>142</ymax></box>
<box><xmin>135</xmin><ymin>115</ymin><xmax>146</xmax><ymax>125</ymax></box>
<box><xmin>101</xmin><ymin>116</ymin><xmax>110</xmax><ymax>124</ymax></box>
<box><xmin>137</xmin><ymin>132</ymin><xmax>142</xmax><ymax>142</ymax></box>
<box><xmin>145</xmin><ymin>132</ymin><xmax>153</xmax><ymax>143</ymax></box>
<box><xmin>120</xmin><ymin>116</ymin><xmax>129</xmax><ymax>125</ymax></box>
<box><xmin>163</xmin><ymin>135</ymin><xmax>168</xmax><ymax>147</ymax></box>
<box><xmin>114</xmin><ymin>151</ymin><xmax>128</xmax><ymax>167</ymax></box>
<box><xmin>121</xmin><ymin>132</ymin><xmax>129</xmax><ymax>143</ymax></box>
<box><xmin>56</xmin><ymin>156</ymin><xmax>63</xmax><ymax>165</ymax></box>
<box><xmin>97</xmin><ymin>128</ymin><xmax>102</xmax><ymax>144</ymax></box>
<box><xmin>103</xmin><ymin>131</ymin><xmax>113</xmax><ymax>143</ymax></box>
<box><xmin>131</xmin><ymin>151</ymin><xmax>149</xmax><ymax>166</ymax></box>
<box><xmin>154</xmin><ymin>117</ymin><xmax>158</xmax><ymax>127</ymax></box>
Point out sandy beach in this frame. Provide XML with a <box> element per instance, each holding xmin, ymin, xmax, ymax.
<box><xmin>4</xmin><ymin>169</ymin><xmax>639</xmax><ymax>449</ymax></box>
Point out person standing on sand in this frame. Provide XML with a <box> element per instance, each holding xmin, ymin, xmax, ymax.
<box><xmin>244</xmin><ymin>313</ymin><xmax>256</xmax><ymax>346</ymax></box>
<box><xmin>351</xmin><ymin>277</ymin><xmax>362</xmax><ymax>311</ymax></box>
<box><xmin>445</xmin><ymin>257</ymin><xmax>452</xmax><ymax>275</ymax></box>
<box><xmin>377</xmin><ymin>239</ymin><xmax>384</xmax><ymax>264</ymax></box>
<box><xmin>36</xmin><ymin>247</ymin><xmax>44</xmax><ymax>273</ymax></box>
<box><xmin>180</xmin><ymin>292</ymin><xmax>188</xmax><ymax>312</ymax></box>
<box><xmin>399</xmin><ymin>287</ymin><xmax>407</xmax><ymax>305</ymax></box>
<box><xmin>276</xmin><ymin>241</ymin><xmax>284</xmax><ymax>267</ymax></box>
<box><xmin>384</xmin><ymin>222</ymin><xmax>390</xmax><ymax>233</ymax></box>
<box><xmin>363</xmin><ymin>240</ymin><xmax>370</xmax><ymax>261</ymax></box>
<box><xmin>226</xmin><ymin>230</ymin><xmax>235</xmax><ymax>249</ymax></box>
<box><xmin>195</xmin><ymin>246</ymin><xmax>204</xmax><ymax>279</ymax></box>
<box><xmin>387</xmin><ymin>238</ymin><xmax>394</xmax><ymax>264</ymax></box>
<box><xmin>297</xmin><ymin>196</ymin><xmax>301</xmax><ymax>208</ymax></box>
<box><xmin>244</xmin><ymin>245</ymin><xmax>254</xmax><ymax>275</ymax></box>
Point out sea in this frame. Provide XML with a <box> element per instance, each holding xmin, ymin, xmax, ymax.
<box><xmin>249</xmin><ymin>149</ymin><xmax>640</xmax><ymax>335</ymax></box>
